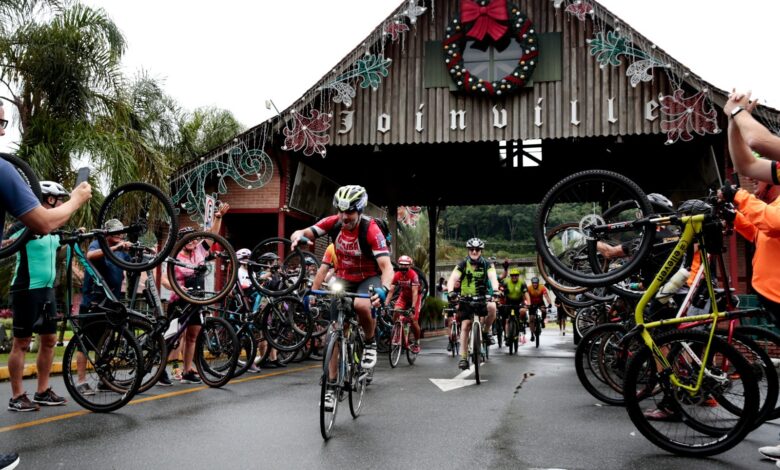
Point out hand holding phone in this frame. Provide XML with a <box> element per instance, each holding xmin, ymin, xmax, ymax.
<box><xmin>75</xmin><ymin>167</ymin><xmax>90</xmax><ymax>186</ymax></box>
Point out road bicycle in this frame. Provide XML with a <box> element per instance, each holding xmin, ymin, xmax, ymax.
<box><xmin>309</xmin><ymin>283</ymin><xmax>372</xmax><ymax>440</ymax></box>
<box><xmin>388</xmin><ymin>308</ymin><xmax>418</xmax><ymax>368</ymax></box>
<box><xmin>535</xmin><ymin>169</ymin><xmax>763</xmax><ymax>456</ymax></box>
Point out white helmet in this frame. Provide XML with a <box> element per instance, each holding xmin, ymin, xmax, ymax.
<box><xmin>236</xmin><ymin>248</ymin><xmax>251</xmax><ymax>260</ymax></box>
<box><xmin>40</xmin><ymin>181</ymin><xmax>68</xmax><ymax>198</ymax></box>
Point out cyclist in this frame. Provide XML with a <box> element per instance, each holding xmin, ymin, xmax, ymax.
<box><xmin>291</xmin><ymin>185</ymin><xmax>394</xmax><ymax>407</ymax></box>
<box><xmin>446</xmin><ymin>238</ymin><xmax>499</xmax><ymax>370</ymax></box>
<box><xmin>386</xmin><ymin>255</ymin><xmax>421</xmax><ymax>354</ymax></box>
<box><xmin>526</xmin><ymin>277</ymin><xmax>552</xmax><ymax>341</ymax></box>
<box><xmin>8</xmin><ymin>182</ymin><xmax>72</xmax><ymax>411</ymax></box>
<box><xmin>555</xmin><ymin>298</ymin><xmax>566</xmax><ymax>335</ymax></box>
<box><xmin>499</xmin><ymin>267</ymin><xmax>530</xmax><ymax>346</ymax></box>
<box><xmin>311</xmin><ymin>243</ymin><xmax>338</xmax><ymax>291</ymax></box>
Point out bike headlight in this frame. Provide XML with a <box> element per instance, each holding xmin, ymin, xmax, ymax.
<box><xmin>331</xmin><ymin>281</ymin><xmax>344</xmax><ymax>293</ymax></box>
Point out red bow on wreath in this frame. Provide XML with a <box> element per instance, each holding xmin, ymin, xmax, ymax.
<box><xmin>461</xmin><ymin>0</ymin><xmax>508</xmax><ymax>41</ymax></box>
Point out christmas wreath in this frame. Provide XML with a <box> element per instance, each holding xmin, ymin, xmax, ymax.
<box><xmin>443</xmin><ymin>0</ymin><xmax>539</xmax><ymax>96</ymax></box>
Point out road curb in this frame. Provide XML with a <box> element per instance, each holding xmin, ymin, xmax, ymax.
<box><xmin>0</xmin><ymin>363</ymin><xmax>63</xmax><ymax>381</ymax></box>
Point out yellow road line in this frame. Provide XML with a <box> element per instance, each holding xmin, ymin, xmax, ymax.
<box><xmin>0</xmin><ymin>364</ymin><xmax>319</xmax><ymax>433</ymax></box>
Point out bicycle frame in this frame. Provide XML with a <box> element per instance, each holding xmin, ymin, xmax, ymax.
<box><xmin>390</xmin><ymin>309</ymin><xmax>414</xmax><ymax>350</ymax></box>
<box><xmin>603</xmin><ymin>213</ymin><xmax>761</xmax><ymax>395</ymax></box>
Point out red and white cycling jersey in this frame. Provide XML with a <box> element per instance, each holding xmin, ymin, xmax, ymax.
<box><xmin>312</xmin><ymin>215</ymin><xmax>389</xmax><ymax>283</ymax></box>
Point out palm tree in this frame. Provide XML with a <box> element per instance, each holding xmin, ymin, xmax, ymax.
<box><xmin>173</xmin><ymin>106</ymin><xmax>244</xmax><ymax>168</ymax></box>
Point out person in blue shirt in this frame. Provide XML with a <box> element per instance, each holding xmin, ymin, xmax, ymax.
<box><xmin>0</xmin><ymin>101</ymin><xmax>92</xmax><ymax>470</ymax></box>
<box><xmin>74</xmin><ymin>218</ymin><xmax>131</xmax><ymax>395</ymax></box>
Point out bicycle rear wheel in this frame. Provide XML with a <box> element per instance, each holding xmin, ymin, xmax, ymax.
<box><xmin>574</xmin><ymin>323</ymin><xmax>629</xmax><ymax>406</ymax></box>
<box><xmin>97</xmin><ymin>182</ymin><xmax>177</xmax><ymax>271</ymax></box>
<box><xmin>166</xmin><ymin>231</ymin><xmax>237</xmax><ymax>305</ymax></box>
<box><xmin>62</xmin><ymin>323</ymin><xmax>143</xmax><ymax>412</ymax></box>
<box><xmin>406</xmin><ymin>328</ymin><xmax>418</xmax><ymax>365</ymax></box>
<box><xmin>0</xmin><ymin>154</ymin><xmax>41</xmax><ymax>259</ymax></box>
<box><xmin>233</xmin><ymin>328</ymin><xmax>257</xmax><ymax>378</ymax></box>
<box><xmin>195</xmin><ymin>316</ymin><xmax>239</xmax><ymax>387</ymax></box>
<box><xmin>261</xmin><ymin>296</ymin><xmax>312</xmax><ymax>352</ymax></box>
<box><xmin>623</xmin><ymin>331</ymin><xmax>759</xmax><ymax>457</ymax></box>
<box><xmin>534</xmin><ymin>169</ymin><xmax>653</xmax><ymax>287</ymax></box>
<box><xmin>129</xmin><ymin>317</ymin><xmax>168</xmax><ymax>394</ymax></box>
<box><xmin>735</xmin><ymin>325</ymin><xmax>780</xmax><ymax>420</ymax></box>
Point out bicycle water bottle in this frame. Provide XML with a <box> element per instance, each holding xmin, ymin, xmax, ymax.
<box><xmin>655</xmin><ymin>267</ymin><xmax>690</xmax><ymax>304</ymax></box>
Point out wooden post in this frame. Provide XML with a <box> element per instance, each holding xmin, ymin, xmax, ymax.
<box><xmin>388</xmin><ymin>205</ymin><xmax>398</xmax><ymax>256</ymax></box>
<box><xmin>427</xmin><ymin>205</ymin><xmax>439</xmax><ymax>299</ymax></box>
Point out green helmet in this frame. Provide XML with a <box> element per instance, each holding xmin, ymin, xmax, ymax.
<box><xmin>509</xmin><ymin>267</ymin><xmax>521</xmax><ymax>276</ymax></box>
<box><xmin>333</xmin><ymin>185</ymin><xmax>368</xmax><ymax>212</ymax></box>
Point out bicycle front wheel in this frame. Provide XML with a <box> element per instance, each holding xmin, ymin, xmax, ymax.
<box><xmin>389</xmin><ymin>323</ymin><xmax>402</xmax><ymax>368</ymax></box>
<box><xmin>623</xmin><ymin>331</ymin><xmax>759</xmax><ymax>457</ymax></box>
<box><xmin>534</xmin><ymin>169</ymin><xmax>653</xmax><ymax>287</ymax></box>
<box><xmin>128</xmin><ymin>317</ymin><xmax>168</xmax><ymax>394</ymax></box>
<box><xmin>0</xmin><ymin>154</ymin><xmax>41</xmax><ymax>259</ymax></box>
<box><xmin>472</xmin><ymin>322</ymin><xmax>481</xmax><ymax>384</ymax></box>
<box><xmin>195</xmin><ymin>316</ymin><xmax>239</xmax><ymax>387</ymax></box>
<box><xmin>320</xmin><ymin>332</ymin><xmax>340</xmax><ymax>440</ymax></box>
<box><xmin>97</xmin><ymin>182</ymin><xmax>177</xmax><ymax>272</ymax></box>
<box><xmin>349</xmin><ymin>331</ymin><xmax>366</xmax><ymax>418</ymax></box>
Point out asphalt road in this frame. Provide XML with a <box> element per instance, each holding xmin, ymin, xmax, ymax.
<box><xmin>1</xmin><ymin>328</ymin><xmax>779</xmax><ymax>469</ymax></box>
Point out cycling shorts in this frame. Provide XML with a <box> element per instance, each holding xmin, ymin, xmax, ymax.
<box><xmin>394</xmin><ymin>297</ymin><xmax>420</xmax><ymax>321</ymax></box>
<box><xmin>12</xmin><ymin>288</ymin><xmax>58</xmax><ymax>338</ymax></box>
<box><xmin>328</xmin><ymin>276</ymin><xmax>380</xmax><ymax>322</ymax></box>
<box><xmin>456</xmin><ymin>300</ymin><xmax>488</xmax><ymax>323</ymax></box>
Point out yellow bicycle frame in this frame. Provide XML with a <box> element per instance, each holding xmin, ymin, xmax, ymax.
<box><xmin>632</xmin><ymin>213</ymin><xmax>727</xmax><ymax>394</ymax></box>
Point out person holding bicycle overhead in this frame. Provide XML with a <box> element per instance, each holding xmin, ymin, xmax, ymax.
<box><xmin>291</xmin><ymin>185</ymin><xmax>393</xmax><ymax>375</ymax></box>
<box><xmin>0</xmin><ymin>102</ymin><xmax>91</xmax><ymax>470</ymax></box>
<box><xmin>8</xmin><ymin>182</ymin><xmax>72</xmax><ymax>412</ymax></box>
<box><xmin>447</xmin><ymin>238</ymin><xmax>499</xmax><ymax>370</ymax></box>
<box><xmin>526</xmin><ymin>277</ymin><xmax>551</xmax><ymax>340</ymax></box>
<box><xmin>499</xmin><ymin>267</ymin><xmax>530</xmax><ymax>346</ymax></box>
<box><xmin>164</xmin><ymin>202</ymin><xmax>230</xmax><ymax>384</ymax></box>
<box><xmin>386</xmin><ymin>255</ymin><xmax>421</xmax><ymax>354</ymax></box>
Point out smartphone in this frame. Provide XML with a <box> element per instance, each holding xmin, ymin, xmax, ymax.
<box><xmin>75</xmin><ymin>167</ymin><xmax>90</xmax><ymax>186</ymax></box>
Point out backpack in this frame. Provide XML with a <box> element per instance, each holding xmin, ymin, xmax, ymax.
<box><xmin>327</xmin><ymin>215</ymin><xmax>392</xmax><ymax>259</ymax></box>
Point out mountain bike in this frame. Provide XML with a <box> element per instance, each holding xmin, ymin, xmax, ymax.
<box><xmin>535</xmin><ymin>169</ymin><xmax>761</xmax><ymax>456</ymax></box>
<box><xmin>388</xmin><ymin>308</ymin><xmax>418</xmax><ymax>367</ymax></box>
<box><xmin>453</xmin><ymin>295</ymin><xmax>492</xmax><ymax>385</ymax></box>
<box><xmin>529</xmin><ymin>304</ymin><xmax>544</xmax><ymax>348</ymax></box>
<box><xmin>310</xmin><ymin>284</ymin><xmax>373</xmax><ymax>440</ymax></box>
<box><xmin>502</xmin><ymin>304</ymin><xmax>523</xmax><ymax>355</ymax></box>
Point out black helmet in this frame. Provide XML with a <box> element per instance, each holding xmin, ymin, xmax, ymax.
<box><xmin>531</xmin><ymin>277</ymin><xmax>539</xmax><ymax>284</ymax></box>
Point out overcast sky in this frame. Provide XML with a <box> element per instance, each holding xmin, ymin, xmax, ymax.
<box><xmin>3</xmin><ymin>0</ymin><xmax>780</xmax><ymax>151</ymax></box>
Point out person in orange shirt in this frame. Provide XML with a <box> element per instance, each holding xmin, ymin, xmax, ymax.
<box><xmin>722</xmin><ymin>89</ymin><xmax>780</xmax><ymax>461</ymax></box>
